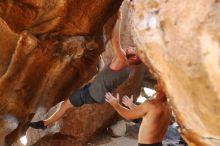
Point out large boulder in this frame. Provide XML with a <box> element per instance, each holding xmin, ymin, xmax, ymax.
<box><xmin>131</xmin><ymin>0</ymin><xmax>220</xmax><ymax>145</ymax></box>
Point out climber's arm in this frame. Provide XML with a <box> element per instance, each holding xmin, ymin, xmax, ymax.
<box><xmin>110</xmin><ymin>11</ymin><xmax>127</xmax><ymax>70</ymax></box>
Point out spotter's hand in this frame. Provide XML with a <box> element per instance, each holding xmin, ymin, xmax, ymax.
<box><xmin>122</xmin><ymin>95</ymin><xmax>134</xmax><ymax>108</ymax></box>
<box><xmin>105</xmin><ymin>92</ymin><xmax>119</xmax><ymax>107</ymax></box>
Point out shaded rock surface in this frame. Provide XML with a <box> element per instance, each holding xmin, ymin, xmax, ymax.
<box><xmin>109</xmin><ymin>120</ymin><xmax>127</xmax><ymax>137</ymax></box>
<box><xmin>0</xmin><ymin>0</ymin><xmax>124</xmax><ymax>145</ymax></box>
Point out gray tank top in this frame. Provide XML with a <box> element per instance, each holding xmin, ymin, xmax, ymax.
<box><xmin>89</xmin><ymin>64</ymin><xmax>130</xmax><ymax>103</ymax></box>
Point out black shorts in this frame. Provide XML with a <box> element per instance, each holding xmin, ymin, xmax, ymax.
<box><xmin>68</xmin><ymin>84</ymin><xmax>96</xmax><ymax>107</ymax></box>
<box><xmin>138</xmin><ymin>142</ymin><xmax>162</xmax><ymax>146</ymax></box>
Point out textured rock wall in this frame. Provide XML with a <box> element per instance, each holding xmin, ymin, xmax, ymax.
<box><xmin>131</xmin><ymin>0</ymin><xmax>220</xmax><ymax>146</ymax></box>
<box><xmin>0</xmin><ymin>0</ymin><xmax>152</xmax><ymax>145</ymax></box>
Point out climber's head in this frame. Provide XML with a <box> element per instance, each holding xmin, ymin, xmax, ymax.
<box><xmin>125</xmin><ymin>47</ymin><xmax>142</xmax><ymax>65</ymax></box>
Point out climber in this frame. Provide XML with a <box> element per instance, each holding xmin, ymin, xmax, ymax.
<box><xmin>29</xmin><ymin>11</ymin><xmax>142</xmax><ymax>130</ymax></box>
<box><xmin>105</xmin><ymin>83</ymin><xmax>171</xmax><ymax>146</ymax></box>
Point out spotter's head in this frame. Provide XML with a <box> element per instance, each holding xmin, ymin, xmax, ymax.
<box><xmin>155</xmin><ymin>83</ymin><xmax>166</xmax><ymax>100</ymax></box>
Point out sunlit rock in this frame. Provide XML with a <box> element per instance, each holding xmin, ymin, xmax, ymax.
<box><xmin>131</xmin><ymin>0</ymin><xmax>220</xmax><ymax>145</ymax></box>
